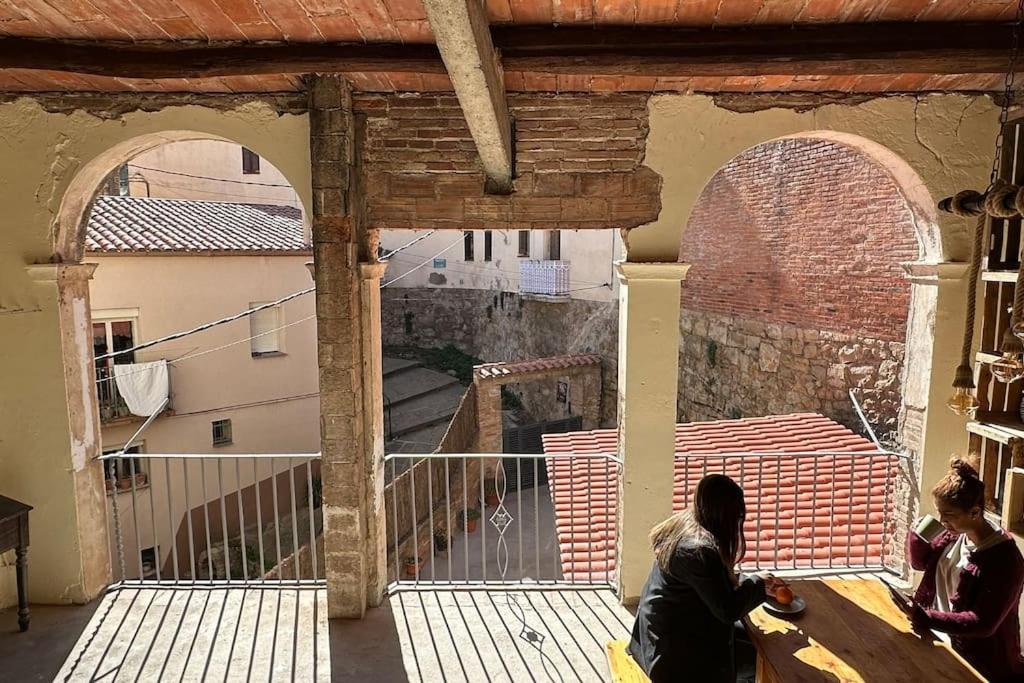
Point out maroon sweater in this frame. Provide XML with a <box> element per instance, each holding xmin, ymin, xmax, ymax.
<box><xmin>908</xmin><ymin>528</ymin><xmax>1024</xmax><ymax>682</ymax></box>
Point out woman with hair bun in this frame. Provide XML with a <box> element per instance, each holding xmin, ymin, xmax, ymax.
<box><xmin>905</xmin><ymin>457</ymin><xmax>1024</xmax><ymax>681</ymax></box>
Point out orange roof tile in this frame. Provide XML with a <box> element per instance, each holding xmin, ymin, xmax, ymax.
<box><xmin>542</xmin><ymin>413</ymin><xmax>895</xmax><ymax>582</ymax></box>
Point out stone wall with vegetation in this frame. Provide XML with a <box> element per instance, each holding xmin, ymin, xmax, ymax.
<box><xmin>678</xmin><ymin>309</ymin><xmax>904</xmax><ymax>444</ymax></box>
<box><xmin>382</xmin><ymin>288</ymin><xmax>619</xmax><ymax>427</ymax></box>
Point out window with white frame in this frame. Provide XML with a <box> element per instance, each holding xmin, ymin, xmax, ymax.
<box><xmin>249</xmin><ymin>304</ymin><xmax>283</xmax><ymax>356</ymax></box>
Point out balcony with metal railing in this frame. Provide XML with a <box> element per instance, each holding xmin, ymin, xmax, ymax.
<box><xmin>20</xmin><ymin>444</ymin><xmax>901</xmax><ymax>681</ymax></box>
<box><xmin>519</xmin><ymin>259</ymin><xmax>571</xmax><ymax>299</ymax></box>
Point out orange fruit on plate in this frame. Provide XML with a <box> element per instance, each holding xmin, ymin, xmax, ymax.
<box><xmin>775</xmin><ymin>586</ymin><xmax>795</xmax><ymax>606</ymax></box>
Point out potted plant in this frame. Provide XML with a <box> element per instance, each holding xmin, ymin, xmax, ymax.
<box><xmin>461</xmin><ymin>508</ymin><xmax>480</xmax><ymax>533</ymax></box>
<box><xmin>134</xmin><ymin>472</ymin><xmax>148</xmax><ymax>487</ymax></box>
<box><xmin>403</xmin><ymin>555</ymin><xmax>421</xmax><ymax>579</ymax></box>
<box><xmin>105</xmin><ymin>478</ymin><xmax>114</xmax><ymax>493</ymax></box>
<box><xmin>484</xmin><ymin>480</ymin><xmax>499</xmax><ymax>507</ymax></box>
<box><xmin>116</xmin><ymin>477</ymin><xmax>132</xmax><ymax>492</ymax></box>
<box><xmin>434</xmin><ymin>529</ymin><xmax>449</xmax><ymax>553</ymax></box>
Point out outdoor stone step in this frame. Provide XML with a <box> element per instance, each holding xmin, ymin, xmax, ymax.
<box><xmin>383</xmin><ymin>367</ymin><xmax>461</xmax><ymax>407</ymax></box>
<box><xmin>382</xmin><ymin>357</ymin><xmax>421</xmax><ymax>378</ymax></box>
<box><xmin>387</xmin><ymin>384</ymin><xmax>466</xmax><ymax>439</ymax></box>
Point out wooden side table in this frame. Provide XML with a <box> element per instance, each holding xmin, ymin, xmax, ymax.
<box><xmin>0</xmin><ymin>495</ymin><xmax>31</xmax><ymax>632</ymax></box>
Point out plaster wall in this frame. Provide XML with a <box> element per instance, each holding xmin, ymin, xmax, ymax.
<box><xmin>0</xmin><ymin>96</ymin><xmax>311</xmax><ymax>606</ymax></box>
<box><xmin>635</xmin><ymin>93</ymin><xmax>999</xmax><ymax>263</ymax></box>
<box><xmin>620</xmin><ymin>93</ymin><xmax>998</xmax><ymax>587</ymax></box>
<box><xmin>127</xmin><ymin>139</ymin><xmax>303</xmax><ymax>210</ymax></box>
<box><xmin>379</xmin><ymin>228</ymin><xmax>621</xmax><ymax>303</ymax></box>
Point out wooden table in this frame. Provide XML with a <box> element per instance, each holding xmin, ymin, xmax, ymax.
<box><xmin>746</xmin><ymin>579</ymin><xmax>984</xmax><ymax>682</ymax></box>
<box><xmin>0</xmin><ymin>495</ymin><xmax>31</xmax><ymax>632</ymax></box>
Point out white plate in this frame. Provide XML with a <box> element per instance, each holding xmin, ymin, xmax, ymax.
<box><xmin>763</xmin><ymin>595</ymin><xmax>806</xmax><ymax>617</ymax></box>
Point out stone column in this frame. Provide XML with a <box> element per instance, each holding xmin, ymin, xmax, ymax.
<box><xmin>359</xmin><ymin>262</ymin><xmax>387</xmax><ymax>606</ymax></box>
<box><xmin>900</xmin><ymin>262</ymin><xmax>970</xmax><ymax>519</ymax></box>
<box><xmin>615</xmin><ymin>262</ymin><xmax>690</xmax><ymax>604</ymax></box>
<box><xmin>24</xmin><ymin>262</ymin><xmax>111</xmax><ymax>603</ymax></box>
<box><xmin>579</xmin><ymin>368</ymin><xmax>602</xmax><ymax>430</ymax></box>
<box><xmin>475</xmin><ymin>379</ymin><xmax>503</xmax><ymax>453</ymax></box>
<box><xmin>309</xmin><ymin>75</ymin><xmax>385</xmax><ymax>618</ymax></box>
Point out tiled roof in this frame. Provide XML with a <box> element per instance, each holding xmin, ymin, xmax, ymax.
<box><xmin>542</xmin><ymin>413</ymin><xmax>893</xmax><ymax>582</ymax></box>
<box><xmin>86</xmin><ymin>195</ymin><xmax>307</xmax><ymax>253</ymax></box>
<box><xmin>474</xmin><ymin>354</ymin><xmax>601</xmax><ymax>380</ymax></box>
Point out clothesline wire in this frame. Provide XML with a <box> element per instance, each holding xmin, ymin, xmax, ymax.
<box><xmin>381</xmin><ymin>239</ymin><xmax>463</xmax><ymax>287</ymax></box>
<box><xmin>95</xmin><ymin>237</ymin><xmax>464</xmax><ymax>380</ymax></box>
<box><xmin>97</xmin><ymin>315</ymin><xmax>317</xmax><ymax>384</ymax></box>
<box><xmin>94</xmin><ymin>286</ymin><xmax>315</xmax><ymax>362</ymax></box>
<box><xmin>380</xmin><ymin>230</ymin><xmax>437</xmax><ymax>260</ymax></box>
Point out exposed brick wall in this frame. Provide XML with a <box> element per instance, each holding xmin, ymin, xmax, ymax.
<box><xmin>681</xmin><ymin>137</ymin><xmax>918</xmax><ymax>342</ymax></box>
<box><xmin>357</xmin><ymin>94</ymin><xmax>661</xmax><ymax>230</ymax></box>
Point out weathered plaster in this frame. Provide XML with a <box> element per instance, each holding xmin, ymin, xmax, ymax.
<box><xmin>635</xmin><ymin>93</ymin><xmax>999</xmax><ymax>263</ymax></box>
<box><xmin>0</xmin><ymin>96</ymin><xmax>311</xmax><ymax>607</ymax></box>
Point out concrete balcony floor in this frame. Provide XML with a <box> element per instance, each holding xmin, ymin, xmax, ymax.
<box><xmin>2</xmin><ymin>586</ymin><xmax>633</xmax><ymax>681</ymax></box>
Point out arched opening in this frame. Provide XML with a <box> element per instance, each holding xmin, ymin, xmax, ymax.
<box><xmin>677</xmin><ymin>131</ymin><xmax>941</xmax><ymax>570</ymax></box>
<box><xmin>54</xmin><ymin>130</ymin><xmax>319</xmax><ymax>584</ymax></box>
<box><xmin>678</xmin><ymin>131</ymin><xmax>938</xmax><ymax>444</ymax></box>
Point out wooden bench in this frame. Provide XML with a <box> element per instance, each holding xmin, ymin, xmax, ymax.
<box><xmin>605</xmin><ymin>640</ymin><xmax>650</xmax><ymax>683</ymax></box>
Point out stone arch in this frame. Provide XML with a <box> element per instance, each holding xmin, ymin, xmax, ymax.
<box><xmin>55</xmin><ymin>129</ymin><xmax>312</xmax><ymax>264</ymax></box>
<box><xmin>14</xmin><ymin>105</ymin><xmax>309</xmax><ymax>602</ymax></box>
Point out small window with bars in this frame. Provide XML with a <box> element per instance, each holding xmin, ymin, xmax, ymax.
<box><xmin>242</xmin><ymin>147</ymin><xmax>261</xmax><ymax>175</ymax></box>
<box><xmin>250</xmin><ymin>304</ymin><xmax>283</xmax><ymax>356</ymax></box>
<box><xmin>212</xmin><ymin>419</ymin><xmax>233</xmax><ymax>447</ymax></box>
<box><xmin>464</xmin><ymin>231</ymin><xmax>475</xmax><ymax>261</ymax></box>
<box><xmin>518</xmin><ymin>230</ymin><xmax>530</xmax><ymax>257</ymax></box>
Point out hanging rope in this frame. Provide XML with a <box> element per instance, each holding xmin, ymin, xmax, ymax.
<box><xmin>953</xmin><ymin>212</ymin><xmax>989</xmax><ymax>390</ymax></box>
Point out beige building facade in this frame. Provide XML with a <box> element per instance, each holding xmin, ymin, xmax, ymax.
<box><xmin>379</xmin><ymin>227</ymin><xmax>622</xmax><ymax>303</ymax></box>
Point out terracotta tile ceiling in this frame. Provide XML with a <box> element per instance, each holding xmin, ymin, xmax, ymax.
<box><xmin>541</xmin><ymin>413</ymin><xmax>894</xmax><ymax>582</ymax></box>
<box><xmin>0</xmin><ymin>0</ymin><xmax>1017</xmax><ymax>93</ymax></box>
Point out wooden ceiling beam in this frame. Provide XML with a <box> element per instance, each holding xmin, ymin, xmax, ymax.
<box><xmin>0</xmin><ymin>38</ymin><xmax>445</xmax><ymax>79</ymax></box>
<box><xmin>422</xmin><ymin>0</ymin><xmax>512</xmax><ymax>194</ymax></box>
<box><xmin>497</xmin><ymin>23</ymin><xmax>1019</xmax><ymax>76</ymax></box>
<box><xmin>0</xmin><ymin>22</ymin><xmax>1017</xmax><ymax>80</ymax></box>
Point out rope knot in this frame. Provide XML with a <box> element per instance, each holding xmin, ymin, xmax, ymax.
<box><xmin>950</xmin><ymin>189</ymin><xmax>985</xmax><ymax>217</ymax></box>
<box><xmin>985</xmin><ymin>180</ymin><xmax>1019</xmax><ymax>218</ymax></box>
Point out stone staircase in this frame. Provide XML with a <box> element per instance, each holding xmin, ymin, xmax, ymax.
<box><xmin>383</xmin><ymin>357</ymin><xmax>466</xmax><ymax>454</ymax></box>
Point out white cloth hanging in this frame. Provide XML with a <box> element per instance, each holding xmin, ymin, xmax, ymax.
<box><xmin>113</xmin><ymin>360</ymin><xmax>169</xmax><ymax>417</ymax></box>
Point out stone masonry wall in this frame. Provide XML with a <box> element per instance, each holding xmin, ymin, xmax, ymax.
<box><xmin>679</xmin><ymin>137</ymin><xmax>920</xmax><ymax>443</ymax></box>
<box><xmin>678</xmin><ymin>309</ymin><xmax>904</xmax><ymax>442</ymax></box>
<box><xmin>382</xmin><ymin>288</ymin><xmax>619</xmax><ymax>427</ymax></box>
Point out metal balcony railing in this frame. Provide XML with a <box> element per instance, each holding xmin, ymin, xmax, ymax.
<box><xmin>96</xmin><ymin>364</ymin><xmax>133</xmax><ymax>422</ymax></box>
<box><xmin>519</xmin><ymin>260</ymin><xmax>570</xmax><ymax>297</ymax></box>
<box><xmin>674</xmin><ymin>450</ymin><xmax>904</xmax><ymax>572</ymax></box>
<box><xmin>383</xmin><ymin>452</ymin><xmax>620</xmax><ymax>590</ymax></box>
<box><xmin>100</xmin><ymin>451</ymin><xmax>324</xmax><ymax>587</ymax></box>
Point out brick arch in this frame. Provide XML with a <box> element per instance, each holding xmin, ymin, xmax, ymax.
<box><xmin>681</xmin><ymin>136</ymin><xmax>919</xmax><ymax>342</ymax></box>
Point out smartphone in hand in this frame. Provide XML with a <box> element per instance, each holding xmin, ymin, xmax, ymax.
<box><xmin>885</xmin><ymin>581</ymin><xmax>913</xmax><ymax>614</ymax></box>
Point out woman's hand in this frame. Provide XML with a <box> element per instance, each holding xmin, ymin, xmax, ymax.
<box><xmin>761</xmin><ymin>573</ymin><xmax>788</xmax><ymax>596</ymax></box>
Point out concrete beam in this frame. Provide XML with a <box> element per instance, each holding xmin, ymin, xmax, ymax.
<box><xmin>422</xmin><ymin>0</ymin><xmax>513</xmax><ymax>194</ymax></box>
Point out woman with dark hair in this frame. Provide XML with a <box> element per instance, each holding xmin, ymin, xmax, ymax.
<box><xmin>906</xmin><ymin>457</ymin><xmax>1024</xmax><ymax>682</ymax></box>
<box><xmin>628</xmin><ymin>474</ymin><xmax>783</xmax><ymax>683</ymax></box>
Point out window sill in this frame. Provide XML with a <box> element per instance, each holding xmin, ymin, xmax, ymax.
<box><xmin>251</xmin><ymin>351</ymin><xmax>286</xmax><ymax>359</ymax></box>
<box><xmin>212</xmin><ymin>441</ymin><xmax>233</xmax><ymax>448</ymax></box>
